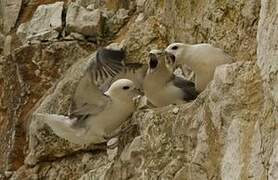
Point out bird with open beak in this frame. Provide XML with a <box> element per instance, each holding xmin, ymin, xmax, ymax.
<box><xmin>143</xmin><ymin>49</ymin><xmax>199</xmax><ymax>107</ymax></box>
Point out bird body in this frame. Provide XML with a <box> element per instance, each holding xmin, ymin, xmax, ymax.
<box><xmin>143</xmin><ymin>49</ymin><xmax>198</xmax><ymax>107</ymax></box>
<box><xmin>40</xmin><ymin>47</ymin><xmax>145</xmax><ymax>145</ymax></box>
<box><xmin>165</xmin><ymin>43</ymin><xmax>234</xmax><ymax>92</ymax></box>
<box><xmin>42</xmin><ymin>76</ymin><xmax>138</xmax><ymax>145</ymax></box>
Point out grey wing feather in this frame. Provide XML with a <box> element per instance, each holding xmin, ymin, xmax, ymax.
<box><xmin>70</xmin><ymin>71</ymin><xmax>111</xmax><ymax>123</ymax></box>
<box><xmin>172</xmin><ymin>76</ymin><xmax>199</xmax><ymax>101</ymax></box>
<box><xmin>89</xmin><ymin>48</ymin><xmax>125</xmax><ymax>86</ymax></box>
<box><xmin>103</xmin><ymin>63</ymin><xmax>147</xmax><ymax>91</ymax></box>
<box><xmin>88</xmin><ymin>48</ymin><xmax>147</xmax><ymax>92</ymax></box>
<box><xmin>71</xmin><ymin>48</ymin><xmax>146</xmax><ymax>125</ymax></box>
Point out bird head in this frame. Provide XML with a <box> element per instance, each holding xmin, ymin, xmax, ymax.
<box><xmin>164</xmin><ymin>43</ymin><xmax>185</xmax><ymax>72</ymax></box>
<box><xmin>147</xmin><ymin>49</ymin><xmax>167</xmax><ymax>74</ymax></box>
<box><xmin>106</xmin><ymin>79</ymin><xmax>142</xmax><ymax>102</ymax></box>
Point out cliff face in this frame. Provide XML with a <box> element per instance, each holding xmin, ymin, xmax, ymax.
<box><xmin>0</xmin><ymin>0</ymin><xmax>277</xmax><ymax>179</ymax></box>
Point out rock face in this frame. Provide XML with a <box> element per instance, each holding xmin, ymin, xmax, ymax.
<box><xmin>257</xmin><ymin>0</ymin><xmax>278</xmax><ymax>115</ymax></box>
<box><xmin>16</xmin><ymin>2</ymin><xmax>64</xmax><ymax>43</ymax></box>
<box><xmin>0</xmin><ymin>41</ymin><xmax>95</xmax><ymax>175</ymax></box>
<box><xmin>0</xmin><ymin>0</ymin><xmax>277</xmax><ymax>179</ymax></box>
<box><xmin>1</xmin><ymin>0</ymin><xmax>22</xmax><ymax>33</ymax></box>
<box><xmin>66</xmin><ymin>3</ymin><xmax>103</xmax><ymax>37</ymax></box>
<box><xmin>105</xmin><ymin>8</ymin><xmax>130</xmax><ymax>35</ymax></box>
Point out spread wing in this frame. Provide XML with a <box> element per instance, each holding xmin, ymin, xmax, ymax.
<box><xmin>70</xmin><ymin>71</ymin><xmax>111</xmax><ymax>125</ymax></box>
<box><xmin>70</xmin><ymin>48</ymin><xmax>147</xmax><ymax>126</ymax></box>
<box><xmin>88</xmin><ymin>48</ymin><xmax>147</xmax><ymax>92</ymax></box>
<box><xmin>172</xmin><ymin>76</ymin><xmax>199</xmax><ymax>101</ymax></box>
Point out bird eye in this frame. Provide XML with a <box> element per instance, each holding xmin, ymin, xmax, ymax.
<box><xmin>123</xmin><ymin>86</ymin><xmax>130</xmax><ymax>90</ymax></box>
<box><xmin>171</xmin><ymin>46</ymin><xmax>178</xmax><ymax>50</ymax></box>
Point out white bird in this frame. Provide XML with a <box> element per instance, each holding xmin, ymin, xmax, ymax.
<box><xmin>39</xmin><ymin>48</ymin><xmax>143</xmax><ymax>145</ymax></box>
<box><xmin>165</xmin><ymin>43</ymin><xmax>234</xmax><ymax>92</ymax></box>
<box><xmin>143</xmin><ymin>49</ymin><xmax>198</xmax><ymax>107</ymax></box>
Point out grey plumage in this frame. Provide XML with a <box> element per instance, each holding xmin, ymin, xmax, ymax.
<box><xmin>143</xmin><ymin>49</ymin><xmax>199</xmax><ymax>107</ymax></box>
<box><xmin>172</xmin><ymin>76</ymin><xmax>198</xmax><ymax>101</ymax></box>
<box><xmin>89</xmin><ymin>48</ymin><xmax>147</xmax><ymax>91</ymax></box>
<box><xmin>40</xmin><ymin>47</ymin><xmax>143</xmax><ymax>145</ymax></box>
<box><xmin>165</xmin><ymin>43</ymin><xmax>234</xmax><ymax>92</ymax></box>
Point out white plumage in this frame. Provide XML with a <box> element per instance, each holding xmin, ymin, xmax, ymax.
<box><xmin>165</xmin><ymin>43</ymin><xmax>234</xmax><ymax>92</ymax></box>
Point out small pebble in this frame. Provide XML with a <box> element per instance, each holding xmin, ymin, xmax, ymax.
<box><xmin>172</xmin><ymin>107</ymin><xmax>179</xmax><ymax>114</ymax></box>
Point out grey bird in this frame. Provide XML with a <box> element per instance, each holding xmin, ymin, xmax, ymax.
<box><xmin>165</xmin><ymin>43</ymin><xmax>234</xmax><ymax>92</ymax></box>
<box><xmin>39</xmin><ymin>48</ymin><xmax>143</xmax><ymax>145</ymax></box>
<box><xmin>143</xmin><ymin>49</ymin><xmax>199</xmax><ymax>107</ymax></box>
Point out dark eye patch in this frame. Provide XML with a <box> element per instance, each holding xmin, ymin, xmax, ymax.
<box><xmin>171</xmin><ymin>46</ymin><xmax>178</xmax><ymax>50</ymax></box>
<box><xmin>123</xmin><ymin>86</ymin><xmax>130</xmax><ymax>90</ymax></box>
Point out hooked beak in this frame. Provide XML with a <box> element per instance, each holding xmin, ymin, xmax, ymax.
<box><xmin>164</xmin><ymin>51</ymin><xmax>176</xmax><ymax>73</ymax></box>
<box><xmin>165</xmin><ymin>51</ymin><xmax>176</xmax><ymax>65</ymax></box>
<box><xmin>131</xmin><ymin>88</ymin><xmax>143</xmax><ymax>102</ymax></box>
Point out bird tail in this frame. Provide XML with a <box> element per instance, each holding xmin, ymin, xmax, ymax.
<box><xmin>35</xmin><ymin>113</ymin><xmax>81</xmax><ymax>137</ymax></box>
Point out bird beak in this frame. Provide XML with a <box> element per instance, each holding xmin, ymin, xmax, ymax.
<box><xmin>164</xmin><ymin>51</ymin><xmax>176</xmax><ymax>73</ymax></box>
<box><xmin>131</xmin><ymin>88</ymin><xmax>143</xmax><ymax>102</ymax></box>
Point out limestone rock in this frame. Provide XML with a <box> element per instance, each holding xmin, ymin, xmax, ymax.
<box><xmin>105</xmin><ymin>8</ymin><xmax>130</xmax><ymax>35</ymax></box>
<box><xmin>141</xmin><ymin>0</ymin><xmax>260</xmax><ymax>62</ymax></box>
<box><xmin>104</xmin><ymin>0</ymin><xmax>132</xmax><ymax>11</ymax></box>
<box><xmin>11</xmin><ymin>152</ymin><xmax>108</xmax><ymax>180</ymax></box>
<box><xmin>0</xmin><ymin>41</ymin><xmax>95</xmax><ymax>173</ymax></box>
<box><xmin>80</xmin><ymin>62</ymin><xmax>275</xmax><ymax>179</ymax></box>
<box><xmin>66</xmin><ymin>3</ymin><xmax>103</xmax><ymax>37</ymax></box>
<box><xmin>136</xmin><ymin>0</ymin><xmax>146</xmax><ymax>12</ymax></box>
<box><xmin>64</xmin><ymin>32</ymin><xmax>86</xmax><ymax>41</ymax></box>
<box><xmin>76</xmin><ymin>0</ymin><xmax>104</xmax><ymax>8</ymax></box>
<box><xmin>16</xmin><ymin>2</ymin><xmax>64</xmax><ymax>43</ymax></box>
<box><xmin>257</xmin><ymin>0</ymin><xmax>278</xmax><ymax>114</ymax></box>
<box><xmin>3</xmin><ymin>35</ymin><xmax>12</xmax><ymax>56</ymax></box>
<box><xmin>119</xmin><ymin>16</ymin><xmax>168</xmax><ymax>64</ymax></box>
<box><xmin>269</xmin><ymin>138</ymin><xmax>278</xmax><ymax>180</ymax></box>
<box><xmin>2</xmin><ymin>0</ymin><xmax>22</xmax><ymax>33</ymax></box>
<box><xmin>1</xmin><ymin>0</ymin><xmax>278</xmax><ymax>179</ymax></box>
<box><xmin>24</xmin><ymin>52</ymin><xmax>96</xmax><ymax>167</ymax></box>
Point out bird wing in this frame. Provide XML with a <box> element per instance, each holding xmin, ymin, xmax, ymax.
<box><xmin>70</xmin><ymin>70</ymin><xmax>111</xmax><ymax>122</ymax></box>
<box><xmin>106</xmin><ymin>63</ymin><xmax>147</xmax><ymax>91</ymax></box>
<box><xmin>88</xmin><ymin>48</ymin><xmax>147</xmax><ymax>92</ymax></box>
<box><xmin>70</xmin><ymin>48</ymin><xmax>146</xmax><ymax>126</ymax></box>
<box><xmin>172</xmin><ymin>76</ymin><xmax>199</xmax><ymax>101</ymax></box>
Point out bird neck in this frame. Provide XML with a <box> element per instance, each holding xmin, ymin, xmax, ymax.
<box><xmin>107</xmin><ymin>92</ymin><xmax>133</xmax><ymax>105</ymax></box>
<box><xmin>179</xmin><ymin>44</ymin><xmax>198</xmax><ymax>71</ymax></box>
<box><xmin>111</xmin><ymin>95</ymin><xmax>135</xmax><ymax>112</ymax></box>
<box><xmin>147</xmin><ymin>65</ymin><xmax>172</xmax><ymax>83</ymax></box>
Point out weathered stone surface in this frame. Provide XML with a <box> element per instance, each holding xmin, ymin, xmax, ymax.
<box><xmin>105</xmin><ymin>8</ymin><xmax>130</xmax><ymax>35</ymax></box>
<box><xmin>117</xmin><ymin>16</ymin><xmax>168</xmax><ymax>64</ymax></box>
<box><xmin>11</xmin><ymin>152</ymin><xmax>108</xmax><ymax>180</ymax></box>
<box><xmin>269</xmin><ymin>138</ymin><xmax>278</xmax><ymax>180</ymax></box>
<box><xmin>104</xmin><ymin>0</ymin><xmax>133</xmax><ymax>11</ymax></box>
<box><xmin>0</xmin><ymin>41</ymin><xmax>95</xmax><ymax>174</ymax></box>
<box><xmin>76</xmin><ymin>0</ymin><xmax>104</xmax><ymax>8</ymax></box>
<box><xmin>1</xmin><ymin>0</ymin><xmax>278</xmax><ymax>179</ymax></box>
<box><xmin>16</xmin><ymin>2</ymin><xmax>64</xmax><ymax>43</ymax></box>
<box><xmin>80</xmin><ymin>62</ymin><xmax>276</xmax><ymax>179</ymax></box>
<box><xmin>257</xmin><ymin>0</ymin><xmax>278</xmax><ymax>115</ymax></box>
<box><xmin>1</xmin><ymin>0</ymin><xmax>22</xmax><ymax>33</ymax></box>
<box><xmin>24</xmin><ymin>51</ymin><xmax>96</xmax><ymax>167</ymax></box>
<box><xmin>66</xmin><ymin>3</ymin><xmax>103</xmax><ymax>37</ymax></box>
<box><xmin>3</xmin><ymin>35</ymin><xmax>12</xmax><ymax>56</ymax></box>
<box><xmin>141</xmin><ymin>0</ymin><xmax>260</xmax><ymax>62</ymax></box>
